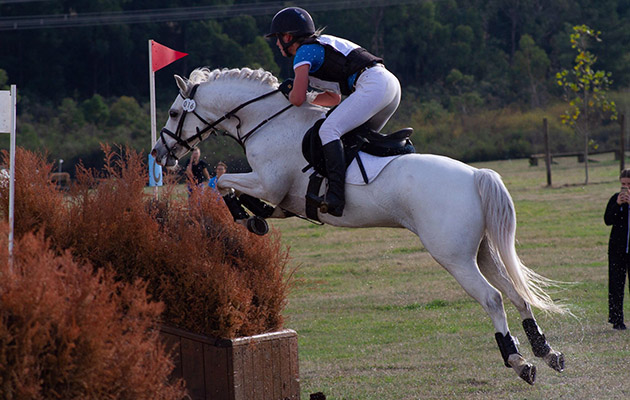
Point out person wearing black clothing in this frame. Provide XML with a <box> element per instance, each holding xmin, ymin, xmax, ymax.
<box><xmin>185</xmin><ymin>148</ymin><xmax>210</xmax><ymax>192</ymax></box>
<box><xmin>604</xmin><ymin>168</ymin><xmax>630</xmax><ymax>330</ymax></box>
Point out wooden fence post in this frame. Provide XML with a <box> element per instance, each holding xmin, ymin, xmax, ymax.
<box><xmin>543</xmin><ymin>118</ymin><xmax>552</xmax><ymax>187</ymax></box>
<box><xmin>620</xmin><ymin>114</ymin><xmax>626</xmax><ymax>172</ymax></box>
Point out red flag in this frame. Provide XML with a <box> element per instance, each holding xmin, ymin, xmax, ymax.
<box><xmin>151</xmin><ymin>40</ymin><xmax>188</xmax><ymax>72</ymax></box>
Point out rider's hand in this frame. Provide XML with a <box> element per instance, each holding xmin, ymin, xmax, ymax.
<box><xmin>278</xmin><ymin>79</ymin><xmax>294</xmax><ymax>99</ymax></box>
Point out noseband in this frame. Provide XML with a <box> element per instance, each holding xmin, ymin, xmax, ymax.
<box><xmin>159</xmin><ymin>84</ymin><xmax>293</xmax><ymax>162</ymax></box>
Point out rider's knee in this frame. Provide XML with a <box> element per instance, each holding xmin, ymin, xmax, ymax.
<box><xmin>319</xmin><ymin>126</ymin><xmax>342</xmax><ymax>145</ymax></box>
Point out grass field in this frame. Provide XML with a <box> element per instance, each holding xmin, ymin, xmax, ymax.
<box><xmin>270</xmin><ymin>152</ymin><xmax>630</xmax><ymax>400</ymax></box>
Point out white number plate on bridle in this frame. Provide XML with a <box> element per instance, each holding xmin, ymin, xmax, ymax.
<box><xmin>182</xmin><ymin>99</ymin><xmax>196</xmax><ymax>112</ymax></box>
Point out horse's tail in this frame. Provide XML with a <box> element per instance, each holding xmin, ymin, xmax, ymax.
<box><xmin>474</xmin><ymin>168</ymin><xmax>567</xmax><ymax>314</ymax></box>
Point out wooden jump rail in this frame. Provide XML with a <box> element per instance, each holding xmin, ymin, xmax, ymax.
<box><xmin>528</xmin><ymin>149</ymin><xmax>619</xmax><ymax>166</ymax></box>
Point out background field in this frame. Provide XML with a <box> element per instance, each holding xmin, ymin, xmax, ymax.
<box><xmin>270</xmin><ymin>153</ymin><xmax>630</xmax><ymax>400</ymax></box>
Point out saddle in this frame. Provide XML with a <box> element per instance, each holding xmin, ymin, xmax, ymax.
<box><xmin>302</xmin><ymin>119</ymin><xmax>415</xmax><ymax>178</ymax></box>
<box><xmin>301</xmin><ymin>118</ymin><xmax>415</xmax><ymax>220</ymax></box>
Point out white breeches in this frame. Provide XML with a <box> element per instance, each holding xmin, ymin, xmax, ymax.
<box><xmin>319</xmin><ymin>64</ymin><xmax>401</xmax><ymax>145</ymax></box>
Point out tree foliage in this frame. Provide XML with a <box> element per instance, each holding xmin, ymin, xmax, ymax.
<box><xmin>556</xmin><ymin>24</ymin><xmax>617</xmax><ymax>183</ymax></box>
<box><xmin>2</xmin><ymin>0</ymin><xmax>630</xmax><ymax>168</ymax></box>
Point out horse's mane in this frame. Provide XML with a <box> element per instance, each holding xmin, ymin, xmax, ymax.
<box><xmin>185</xmin><ymin>66</ymin><xmax>325</xmax><ymax>113</ymax></box>
<box><xmin>188</xmin><ymin>67</ymin><xmax>279</xmax><ymax>88</ymax></box>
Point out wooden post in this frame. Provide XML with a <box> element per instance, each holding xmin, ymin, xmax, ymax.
<box><xmin>543</xmin><ymin>118</ymin><xmax>552</xmax><ymax>187</ymax></box>
<box><xmin>620</xmin><ymin>114</ymin><xmax>626</xmax><ymax>172</ymax></box>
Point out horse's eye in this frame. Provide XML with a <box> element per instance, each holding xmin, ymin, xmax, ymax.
<box><xmin>169</xmin><ymin>110</ymin><xmax>179</xmax><ymax>118</ymax></box>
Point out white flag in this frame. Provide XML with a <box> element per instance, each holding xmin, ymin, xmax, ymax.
<box><xmin>0</xmin><ymin>90</ymin><xmax>11</xmax><ymax>133</ymax></box>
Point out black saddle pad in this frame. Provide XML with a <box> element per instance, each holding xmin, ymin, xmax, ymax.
<box><xmin>302</xmin><ymin>119</ymin><xmax>415</xmax><ymax>177</ymax></box>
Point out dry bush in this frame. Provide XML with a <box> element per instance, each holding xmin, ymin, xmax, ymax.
<box><xmin>1</xmin><ymin>146</ymin><xmax>291</xmax><ymax>338</ymax></box>
<box><xmin>0</xmin><ymin>149</ymin><xmax>65</xmax><ymax>244</ymax></box>
<box><xmin>0</xmin><ymin>224</ymin><xmax>186</xmax><ymax>400</ymax></box>
<box><xmin>156</xmin><ymin>187</ymin><xmax>291</xmax><ymax>337</ymax></box>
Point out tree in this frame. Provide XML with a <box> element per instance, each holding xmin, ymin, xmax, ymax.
<box><xmin>556</xmin><ymin>24</ymin><xmax>617</xmax><ymax>184</ymax></box>
<box><xmin>512</xmin><ymin>34</ymin><xmax>550</xmax><ymax>108</ymax></box>
<box><xmin>81</xmin><ymin>94</ymin><xmax>110</xmax><ymax>126</ymax></box>
<box><xmin>446</xmin><ymin>68</ymin><xmax>483</xmax><ymax>115</ymax></box>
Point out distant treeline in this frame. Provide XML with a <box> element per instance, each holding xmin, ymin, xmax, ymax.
<box><xmin>1</xmin><ymin>0</ymin><xmax>630</xmax><ymax>172</ymax></box>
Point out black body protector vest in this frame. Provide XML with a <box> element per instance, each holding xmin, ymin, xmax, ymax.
<box><xmin>301</xmin><ymin>36</ymin><xmax>383</xmax><ymax>96</ymax></box>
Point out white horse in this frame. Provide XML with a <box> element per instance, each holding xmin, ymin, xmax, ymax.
<box><xmin>151</xmin><ymin>67</ymin><xmax>566</xmax><ymax>385</ymax></box>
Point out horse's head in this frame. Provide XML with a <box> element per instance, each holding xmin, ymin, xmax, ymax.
<box><xmin>151</xmin><ymin>73</ymin><xmax>212</xmax><ymax>167</ymax></box>
<box><xmin>151</xmin><ymin>67</ymin><xmax>283</xmax><ymax>168</ymax></box>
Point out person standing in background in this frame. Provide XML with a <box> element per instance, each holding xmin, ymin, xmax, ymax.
<box><xmin>184</xmin><ymin>148</ymin><xmax>210</xmax><ymax>194</ymax></box>
<box><xmin>604</xmin><ymin>168</ymin><xmax>630</xmax><ymax>330</ymax></box>
<box><xmin>208</xmin><ymin>161</ymin><xmax>227</xmax><ymax>190</ymax></box>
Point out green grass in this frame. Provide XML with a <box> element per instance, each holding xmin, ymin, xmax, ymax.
<box><xmin>271</xmin><ymin>152</ymin><xmax>630</xmax><ymax>399</ymax></box>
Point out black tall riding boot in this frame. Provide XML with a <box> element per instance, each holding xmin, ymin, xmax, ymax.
<box><xmin>307</xmin><ymin>139</ymin><xmax>346</xmax><ymax>217</ymax></box>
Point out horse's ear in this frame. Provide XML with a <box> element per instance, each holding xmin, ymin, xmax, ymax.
<box><xmin>174</xmin><ymin>75</ymin><xmax>188</xmax><ymax>95</ymax></box>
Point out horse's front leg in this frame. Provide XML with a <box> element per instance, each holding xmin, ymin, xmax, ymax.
<box><xmin>217</xmin><ymin>172</ymin><xmax>290</xmax><ymax>234</ymax></box>
<box><xmin>217</xmin><ymin>172</ymin><xmax>284</xmax><ymax>204</ymax></box>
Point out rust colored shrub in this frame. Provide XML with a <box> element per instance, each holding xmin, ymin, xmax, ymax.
<box><xmin>1</xmin><ymin>146</ymin><xmax>291</xmax><ymax>339</ymax></box>
<box><xmin>155</xmin><ymin>188</ymin><xmax>291</xmax><ymax>337</ymax></box>
<box><xmin>0</xmin><ymin>149</ymin><xmax>65</xmax><ymax>243</ymax></box>
<box><xmin>0</xmin><ymin>225</ymin><xmax>186</xmax><ymax>400</ymax></box>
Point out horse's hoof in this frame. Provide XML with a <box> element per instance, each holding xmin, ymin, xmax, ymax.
<box><xmin>246</xmin><ymin>216</ymin><xmax>269</xmax><ymax>235</ymax></box>
<box><xmin>508</xmin><ymin>354</ymin><xmax>536</xmax><ymax>385</ymax></box>
<box><xmin>543</xmin><ymin>350</ymin><xmax>565</xmax><ymax>372</ymax></box>
<box><xmin>518</xmin><ymin>363</ymin><xmax>536</xmax><ymax>385</ymax></box>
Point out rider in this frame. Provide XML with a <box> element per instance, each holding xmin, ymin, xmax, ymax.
<box><xmin>266</xmin><ymin>7</ymin><xmax>401</xmax><ymax>217</ymax></box>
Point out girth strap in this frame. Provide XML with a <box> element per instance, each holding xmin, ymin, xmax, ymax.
<box><xmin>306</xmin><ymin>172</ymin><xmax>324</xmax><ymax>221</ymax></box>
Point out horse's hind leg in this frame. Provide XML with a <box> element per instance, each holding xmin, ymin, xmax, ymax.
<box><xmin>477</xmin><ymin>237</ymin><xmax>564</xmax><ymax>372</ymax></box>
<box><xmin>436</xmin><ymin>256</ymin><xmax>536</xmax><ymax>385</ymax></box>
<box><xmin>522</xmin><ymin>318</ymin><xmax>565</xmax><ymax>372</ymax></box>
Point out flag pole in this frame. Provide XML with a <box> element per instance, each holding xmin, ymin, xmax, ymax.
<box><xmin>149</xmin><ymin>40</ymin><xmax>157</xmax><ymax>149</ymax></box>
<box><xmin>148</xmin><ymin>40</ymin><xmax>159</xmax><ymax>200</ymax></box>
<box><xmin>148</xmin><ymin>40</ymin><xmax>187</xmax><ymax>200</ymax></box>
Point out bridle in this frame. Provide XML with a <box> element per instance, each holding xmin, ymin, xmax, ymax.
<box><xmin>159</xmin><ymin>83</ymin><xmax>293</xmax><ymax>162</ymax></box>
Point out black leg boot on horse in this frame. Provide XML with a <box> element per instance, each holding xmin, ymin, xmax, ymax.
<box><xmin>306</xmin><ymin>139</ymin><xmax>346</xmax><ymax>217</ymax></box>
<box><xmin>222</xmin><ymin>192</ymin><xmax>269</xmax><ymax>235</ymax></box>
<box><xmin>495</xmin><ymin>331</ymin><xmax>537</xmax><ymax>385</ymax></box>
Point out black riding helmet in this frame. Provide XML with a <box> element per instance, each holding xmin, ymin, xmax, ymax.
<box><xmin>266</xmin><ymin>7</ymin><xmax>315</xmax><ymax>56</ymax></box>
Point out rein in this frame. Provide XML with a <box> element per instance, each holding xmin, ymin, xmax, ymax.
<box><xmin>159</xmin><ymin>84</ymin><xmax>293</xmax><ymax>161</ymax></box>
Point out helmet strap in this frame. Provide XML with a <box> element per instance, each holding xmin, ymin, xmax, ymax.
<box><xmin>278</xmin><ymin>34</ymin><xmax>301</xmax><ymax>57</ymax></box>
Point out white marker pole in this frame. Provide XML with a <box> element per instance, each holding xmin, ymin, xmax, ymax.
<box><xmin>8</xmin><ymin>85</ymin><xmax>16</xmax><ymax>272</ymax></box>
<box><xmin>0</xmin><ymin>85</ymin><xmax>17</xmax><ymax>272</ymax></box>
